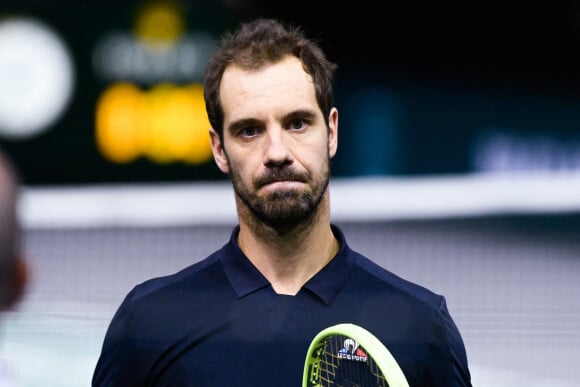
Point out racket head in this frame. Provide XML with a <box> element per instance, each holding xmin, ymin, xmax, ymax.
<box><xmin>303</xmin><ymin>323</ymin><xmax>409</xmax><ymax>387</ymax></box>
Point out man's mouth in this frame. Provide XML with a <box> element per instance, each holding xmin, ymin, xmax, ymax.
<box><xmin>256</xmin><ymin>170</ymin><xmax>307</xmax><ymax>188</ymax></box>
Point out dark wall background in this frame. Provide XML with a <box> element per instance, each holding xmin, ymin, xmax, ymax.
<box><xmin>1</xmin><ymin>0</ymin><xmax>580</xmax><ymax>185</ymax></box>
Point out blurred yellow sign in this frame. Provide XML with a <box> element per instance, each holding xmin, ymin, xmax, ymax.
<box><xmin>95</xmin><ymin>82</ymin><xmax>212</xmax><ymax>164</ymax></box>
<box><xmin>134</xmin><ymin>0</ymin><xmax>185</xmax><ymax>49</ymax></box>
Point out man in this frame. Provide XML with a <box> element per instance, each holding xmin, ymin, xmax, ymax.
<box><xmin>0</xmin><ymin>150</ymin><xmax>28</xmax><ymax>386</ymax></box>
<box><xmin>93</xmin><ymin>18</ymin><xmax>472</xmax><ymax>386</ymax></box>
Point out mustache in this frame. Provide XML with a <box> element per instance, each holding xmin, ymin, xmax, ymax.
<box><xmin>254</xmin><ymin>168</ymin><xmax>309</xmax><ymax>188</ymax></box>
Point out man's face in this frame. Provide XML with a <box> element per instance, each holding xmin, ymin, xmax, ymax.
<box><xmin>210</xmin><ymin>56</ymin><xmax>338</xmax><ymax>229</ymax></box>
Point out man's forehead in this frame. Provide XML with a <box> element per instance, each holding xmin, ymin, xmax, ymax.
<box><xmin>221</xmin><ymin>57</ymin><xmax>311</xmax><ymax>92</ymax></box>
<box><xmin>220</xmin><ymin>58</ymin><xmax>316</xmax><ymax>119</ymax></box>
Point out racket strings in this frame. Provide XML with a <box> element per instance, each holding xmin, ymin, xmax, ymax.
<box><xmin>318</xmin><ymin>338</ymin><xmax>339</xmax><ymax>384</ymax></box>
<box><xmin>318</xmin><ymin>335</ymin><xmax>389</xmax><ymax>387</ymax></box>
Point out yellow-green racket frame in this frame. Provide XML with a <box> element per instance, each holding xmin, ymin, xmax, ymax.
<box><xmin>303</xmin><ymin>323</ymin><xmax>409</xmax><ymax>387</ymax></box>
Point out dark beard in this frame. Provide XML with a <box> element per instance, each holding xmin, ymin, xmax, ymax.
<box><xmin>230</xmin><ymin>164</ymin><xmax>330</xmax><ymax>232</ymax></box>
<box><xmin>247</xmin><ymin>187</ymin><xmax>321</xmax><ymax>230</ymax></box>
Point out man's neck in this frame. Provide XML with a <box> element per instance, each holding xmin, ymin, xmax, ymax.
<box><xmin>236</xmin><ymin>199</ymin><xmax>339</xmax><ymax>295</ymax></box>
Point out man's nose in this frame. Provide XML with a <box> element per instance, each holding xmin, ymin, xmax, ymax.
<box><xmin>263</xmin><ymin>126</ymin><xmax>293</xmax><ymax>167</ymax></box>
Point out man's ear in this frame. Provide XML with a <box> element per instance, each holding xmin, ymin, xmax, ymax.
<box><xmin>328</xmin><ymin>107</ymin><xmax>339</xmax><ymax>159</ymax></box>
<box><xmin>209</xmin><ymin>127</ymin><xmax>230</xmax><ymax>174</ymax></box>
<box><xmin>2</xmin><ymin>258</ymin><xmax>28</xmax><ymax>310</ymax></box>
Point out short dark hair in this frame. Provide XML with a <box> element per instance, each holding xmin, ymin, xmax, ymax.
<box><xmin>203</xmin><ymin>18</ymin><xmax>337</xmax><ymax>141</ymax></box>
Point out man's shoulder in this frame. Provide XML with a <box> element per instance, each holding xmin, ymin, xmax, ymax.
<box><xmin>127</xmin><ymin>248</ymin><xmax>227</xmax><ymax>303</ymax></box>
<box><xmin>351</xmin><ymin>251</ymin><xmax>443</xmax><ymax>308</ymax></box>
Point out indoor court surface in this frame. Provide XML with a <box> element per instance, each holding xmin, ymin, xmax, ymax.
<box><xmin>2</xmin><ymin>213</ymin><xmax>579</xmax><ymax>386</ymax></box>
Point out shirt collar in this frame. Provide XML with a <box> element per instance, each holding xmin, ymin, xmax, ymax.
<box><xmin>220</xmin><ymin>224</ymin><xmax>355</xmax><ymax>305</ymax></box>
<box><xmin>303</xmin><ymin>225</ymin><xmax>354</xmax><ymax>305</ymax></box>
<box><xmin>220</xmin><ymin>226</ymin><xmax>271</xmax><ymax>298</ymax></box>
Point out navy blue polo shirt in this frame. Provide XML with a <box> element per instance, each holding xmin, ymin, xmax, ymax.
<box><xmin>93</xmin><ymin>225</ymin><xmax>471</xmax><ymax>386</ymax></box>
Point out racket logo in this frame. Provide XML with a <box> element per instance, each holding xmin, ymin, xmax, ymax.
<box><xmin>337</xmin><ymin>338</ymin><xmax>368</xmax><ymax>363</ymax></box>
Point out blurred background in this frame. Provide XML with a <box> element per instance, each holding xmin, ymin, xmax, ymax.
<box><xmin>0</xmin><ymin>0</ymin><xmax>579</xmax><ymax>386</ymax></box>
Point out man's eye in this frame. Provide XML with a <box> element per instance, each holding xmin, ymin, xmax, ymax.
<box><xmin>289</xmin><ymin>119</ymin><xmax>307</xmax><ymax>130</ymax></box>
<box><xmin>240</xmin><ymin>127</ymin><xmax>258</xmax><ymax>137</ymax></box>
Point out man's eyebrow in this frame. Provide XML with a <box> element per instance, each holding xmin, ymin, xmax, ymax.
<box><xmin>284</xmin><ymin>109</ymin><xmax>317</xmax><ymax>122</ymax></box>
<box><xmin>226</xmin><ymin>118</ymin><xmax>261</xmax><ymax>134</ymax></box>
<box><xmin>226</xmin><ymin>109</ymin><xmax>319</xmax><ymax>134</ymax></box>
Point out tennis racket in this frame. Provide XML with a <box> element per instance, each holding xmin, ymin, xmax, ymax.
<box><xmin>303</xmin><ymin>323</ymin><xmax>409</xmax><ymax>387</ymax></box>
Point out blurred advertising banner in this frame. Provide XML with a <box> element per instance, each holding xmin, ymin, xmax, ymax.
<box><xmin>0</xmin><ymin>1</ymin><xmax>233</xmax><ymax>184</ymax></box>
<box><xmin>1</xmin><ymin>1</ymin><xmax>579</xmax><ymax>185</ymax></box>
